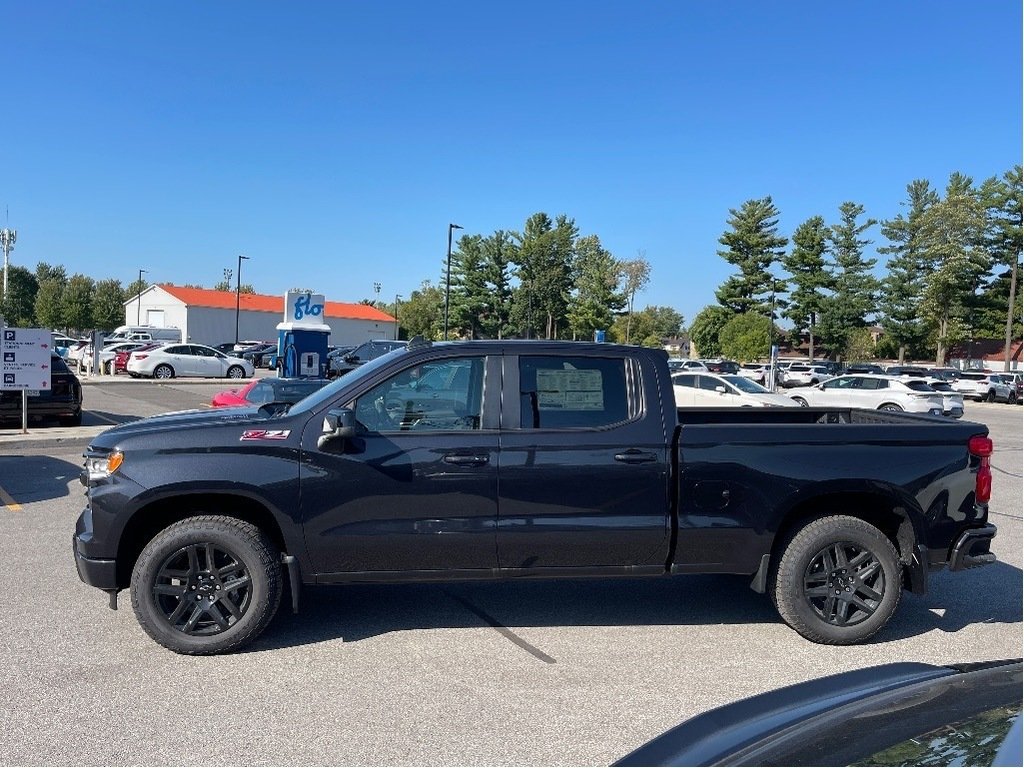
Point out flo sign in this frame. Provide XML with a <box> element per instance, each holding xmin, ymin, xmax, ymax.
<box><xmin>285</xmin><ymin>291</ymin><xmax>326</xmax><ymax>328</ymax></box>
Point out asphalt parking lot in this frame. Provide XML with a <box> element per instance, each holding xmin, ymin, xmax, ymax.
<box><xmin>0</xmin><ymin>382</ymin><xmax>1020</xmax><ymax>766</ymax></box>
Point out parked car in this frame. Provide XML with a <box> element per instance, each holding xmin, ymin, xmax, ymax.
<box><xmin>104</xmin><ymin>325</ymin><xmax>181</xmax><ymax>345</ymax></box>
<box><xmin>0</xmin><ymin>353</ymin><xmax>83</xmax><ymax>426</ymax></box>
<box><xmin>1010</xmin><ymin>372</ymin><xmax>1023</xmax><ymax>402</ymax></box>
<box><xmin>615</xmin><ymin>658</ymin><xmax>1023</xmax><ymax>767</ymax></box>
<box><xmin>127</xmin><ymin>343</ymin><xmax>254</xmax><ymax>380</ymax></box>
<box><xmin>51</xmin><ymin>333</ymin><xmax>79</xmax><ymax>357</ymax></box>
<box><xmin>211</xmin><ymin>377</ymin><xmax>332</xmax><ymax>409</ymax></box>
<box><xmin>921</xmin><ymin>379</ymin><xmax>965</xmax><ymax>418</ymax></box>
<box><xmin>702</xmin><ymin>359</ymin><xmax>740</xmax><ymax>374</ymax></box>
<box><xmin>952</xmin><ymin>371</ymin><xmax>1016</xmax><ymax>403</ymax></box>
<box><xmin>668</xmin><ymin>359</ymin><xmax>709</xmax><ymax>372</ymax></box>
<box><xmin>240</xmin><ymin>343</ymin><xmax>277</xmax><ymax>368</ymax></box>
<box><xmin>927</xmin><ymin>366</ymin><xmax>962</xmax><ymax>381</ymax></box>
<box><xmin>885</xmin><ymin>365</ymin><xmax>930</xmax><ymax>377</ymax></box>
<box><xmin>790</xmin><ymin>374</ymin><xmax>944</xmax><ymax>415</ymax></box>
<box><xmin>672</xmin><ymin>372</ymin><xmax>799</xmax><ymax>408</ymax></box>
<box><xmin>115</xmin><ymin>343</ymin><xmax>161</xmax><ymax>375</ymax></box>
<box><xmin>96</xmin><ymin>342</ymin><xmax>149</xmax><ymax>375</ymax></box>
<box><xmin>75</xmin><ymin>340</ymin><xmax>997</xmax><ymax>653</ymax></box>
<box><xmin>842</xmin><ymin>363</ymin><xmax>885</xmax><ymax>375</ymax></box>
<box><xmin>737</xmin><ymin>363</ymin><xmax>770</xmax><ymax>384</ymax></box>
<box><xmin>780</xmin><ymin>363</ymin><xmax>832</xmax><ymax>388</ymax></box>
<box><xmin>328</xmin><ymin>339</ymin><xmax>407</xmax><ymax>378</ymax></box>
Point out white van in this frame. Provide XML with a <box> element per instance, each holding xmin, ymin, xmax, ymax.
<box><xmin>105</xmin><ymin>325</ymin><xmax>181</xmax><ymax>344</ymax></box>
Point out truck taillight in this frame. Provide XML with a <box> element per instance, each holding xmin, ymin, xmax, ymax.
<box><xmin>969</xmin><ymin>435</ymin><xmax>993</xmax><ymax>504</ymax></box>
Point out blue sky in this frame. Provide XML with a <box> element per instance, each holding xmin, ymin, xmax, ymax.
<box><xmin>2</xmin><ymin>1</ymin><xmax>1020</xmax><ymax>325</ymax></box>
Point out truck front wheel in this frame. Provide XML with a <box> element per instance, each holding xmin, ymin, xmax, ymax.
<box><xmin>772</xmin><ymin>515</ymin><xmax>901</xmax><ymax>644</ymax></box>
<box><xmin>130</xmin><ymin>516</ymin><xmax>282</xmax><ymax>655</ymax></box>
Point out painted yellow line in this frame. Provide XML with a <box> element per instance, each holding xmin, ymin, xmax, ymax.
<box><xmin>0</xmin><ymin>485</ymin><xmax>22</xmax><ymax>512</ymax></box>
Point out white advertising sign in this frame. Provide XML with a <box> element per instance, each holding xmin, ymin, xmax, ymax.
<box><xmin>284</xmin><ymin>291</ymin><xmax>327</xmax><ymax>327</ymax></box>
<box><xmin>1</xmin><ymin>328</ymin><xmax>53</xmax><ymax>391</ymax></box>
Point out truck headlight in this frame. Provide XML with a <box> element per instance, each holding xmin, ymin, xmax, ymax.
<box><xmin>85</xmin><ymin>451</ymin><xmax>124</xmax><ymax>481</ymax></box>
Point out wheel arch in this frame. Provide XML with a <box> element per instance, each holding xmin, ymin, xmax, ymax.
<box><xmin>115</xmin><ymin>492</ymin><xmax>291</xmax><ymax>588</ymax></box>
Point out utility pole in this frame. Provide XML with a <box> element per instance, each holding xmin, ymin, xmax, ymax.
<box><xmin>0</xmin><ymin>228</ymin><xmax>16</xmax><ymax>300</ymax></box>
<box><xmin>443</xmin><ymin>223</ymin><xmax>463</xmax><ymax>340</ymax></box>
<box><xmin>235</xmin><ymin>254</ymin><xmax>249</xmax><ymax>346</ymax></box>
<box><xmin>136</xmin><ymin>268</ymin><xmax>147</xmax><ymax>325</ymax></box>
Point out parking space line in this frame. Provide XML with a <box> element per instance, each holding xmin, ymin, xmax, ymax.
<box><xmin>89</xmin><ymin>411</ymin><xmax>120</xmax><ymax>425</ymax></box>
<box><xmin>0</xmin><ymin>484</ymin><xmax>22</xmax><ymax>512</ymax></box>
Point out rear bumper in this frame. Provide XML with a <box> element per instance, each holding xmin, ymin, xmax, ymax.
<box><xmin>948</xmin><ymin>524</ymin><xmax>998</xmax><ymax>571</ymax></box>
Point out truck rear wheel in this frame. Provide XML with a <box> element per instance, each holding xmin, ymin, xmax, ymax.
<box><xmin>772</xmin><ymin>515</ymin><xmax>901</xmax><ymax>644</ymax></box>
<box><xmin>131</xmin><ymin>516</ymin><xmax>282</xmax><ymax>655</ymax></box>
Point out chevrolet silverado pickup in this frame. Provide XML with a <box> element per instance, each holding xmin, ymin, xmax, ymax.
<box><xmin>74</xmin><ymin>339</ymin><xmax>998</xmax><ymax>654</ymax></box>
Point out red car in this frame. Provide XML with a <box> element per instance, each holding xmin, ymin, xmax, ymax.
<box><xmin>211</xmin><ymin>377</ymin><xmax>331</xmax><ymax>408</ymax></box>
<box><xmin>116</xmin><ymin>342</ymin><xmax>161</xmax><ymax>375</ymax></box>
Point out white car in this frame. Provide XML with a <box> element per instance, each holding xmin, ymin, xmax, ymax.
<box><xmin>920</xmin><ymin>379</ymin><xmax>965</xmax><ymax>418</ymax></box>
<box><xmin>668</xmin><ymin>359</ymin><xmax>709</xmax><ymax>373</ymax></box>
<box><xmin>672</xmin><ymin>372</ymin><xmax>801</xmax><ymax>408</ymax></box>
<box><xmin>952</xmin><ymin>372</ymin><xmax>1016</xmax><ymax>403</ymax></box>
<box><xmin>737</xmin><ymin>363</ymin><xmax>770</xmax><ymax>385</ymax></box>
<box><xmin>97</xmin><ymin>342</ymin><xmax>150</xmax><ymax>374</ymax></box>
<box><xmin>127</xmin><ymin>343</ymin><xmax>254</xmax><ymax>380</ymax></box>
<box><xmin>789</xmin><ymin>374</ymin><xmax>944</xmax><ymax>415</ymax></box>
<box><xmin>781</xmin><ymin>363</ymin><xmax>832</xmax><ymax>388</ymax></box>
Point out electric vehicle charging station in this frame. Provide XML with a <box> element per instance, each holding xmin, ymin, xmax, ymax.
<box><xmin>277</xmin><ymin>292</ymin><xmax>330</xmax><ymax>378</ymax></box>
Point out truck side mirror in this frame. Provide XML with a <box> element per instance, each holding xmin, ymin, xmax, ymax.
<box><xmin>318</xmin><ymin>407</ymin><xmax>357</xmax><ymax>449</ymax></box>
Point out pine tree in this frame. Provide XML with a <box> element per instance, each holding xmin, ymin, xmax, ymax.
<box><xmin>817</xmin><ymin>202</ymin><xmax>879</xmax><ymax>357</ymax></box>
<box><xmin>979</xmin><ymin>166</ymin><xmax>1022</xmax><ymax>369</ymax></box>
<box><xmin>782</xmin><ymin>216</ymin><xmax>831</xmax><ymax>360</ymax></box>
<box><xmin>714</xmin><ymin>196</ymin><xmax>788</xmax><ymax>315</ymax></box>
<box><xmin>878</xmin><ymin>180</ymin><xmax>938</xmax><ymax>362</ymax></box>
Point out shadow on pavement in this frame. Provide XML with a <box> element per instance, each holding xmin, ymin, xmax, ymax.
<box><xmin>0</xmin><ymin>454</ymin><xmax>83</xmax><ymax>503</ymax></box>
<box><xmin>249</xmin><ymin>562</ymin><xmax>1024</xmax><ymax>653</ymax></box>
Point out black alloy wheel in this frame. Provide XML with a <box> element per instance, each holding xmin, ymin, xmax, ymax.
<box><xmin>802</xmin><ymin>542</ymin><xmax>884</xmax><ymax>628</ymax></box>
<box><xmin>152</xmin><ymin>543</ymin><xmax>253</xmax><ymax>636</ymax></box>
<box><xmin>879</xmin><ymin>403</ymin><xmax>904</xmax><ymax>412</ymax></box>
<box><xmin>987</xmin><ymin>389</ymin><xmax>997</xmax><ymax>402</ymax></box>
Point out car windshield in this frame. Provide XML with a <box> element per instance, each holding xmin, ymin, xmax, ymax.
<box><xmin>723</xmin><ymin>375</ymin><xmax>769</xmax><ymax>393</ymax></box>
<box><xmin>287</xmin><ymin>345</ymin><xmax>412</xmax><ymax>416</ymax></box>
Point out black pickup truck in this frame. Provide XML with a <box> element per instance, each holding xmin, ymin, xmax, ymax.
<box><xmin>74</xmin><ymin>340</ymin><xmax>998</xmax><ymax>654</ymax></box>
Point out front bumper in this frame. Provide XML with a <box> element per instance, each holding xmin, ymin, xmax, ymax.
<box><xmin>73</xmin><ymin>532</ymin><xmax>118</xmax><ymax>590</ymax></box>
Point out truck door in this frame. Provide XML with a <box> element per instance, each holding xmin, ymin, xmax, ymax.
<box><xmin>299</xmin><ymin>355</ymin><xmax>500</xmax><ymax>575</ymax></box>
<box><xmin>496</xmin><ymin>353</ymin><xmax>670</xmax><ymax>570</ymax></box>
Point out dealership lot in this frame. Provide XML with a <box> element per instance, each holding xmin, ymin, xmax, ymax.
<box><xmin>0</xmin><ymin>388</ymin><xmax>1020</xmax><ymax>765</ymax></box>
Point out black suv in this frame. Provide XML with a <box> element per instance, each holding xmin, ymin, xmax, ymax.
<box><xmin>328</xmin><ymin>339</ymin><xmax>407</xmax><ymax>378</ymax></box>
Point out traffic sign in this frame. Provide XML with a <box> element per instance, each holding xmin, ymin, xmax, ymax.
<box><xmin>1</xmin><ymin>328</ymin><xmax>52</xmax><ymax>391</ymax></box>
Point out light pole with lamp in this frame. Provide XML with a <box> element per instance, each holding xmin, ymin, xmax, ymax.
<box><xmin>136</xmin><ymin>269</ymin><xmax>147</xmax><ymax>325</ymax></box>
<box><xmin>443</xmin><ymin>223</ymin><xmax>463</xmax><ymax>340</ymax></box>
<box><xmin>235</xmin><ymin>254</ymin><xmax>249</xmax><ymax>346</ymax></box>
<box><xmin>394</xmin><ymin>294</ymin><xmax>402</xmax><ymax>340</ymax></box>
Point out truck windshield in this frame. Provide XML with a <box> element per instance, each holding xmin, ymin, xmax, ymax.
<box><xmin>286</xmin><ymin>346</ymin><xmax>411</xmax><ymax>416</ymax></box>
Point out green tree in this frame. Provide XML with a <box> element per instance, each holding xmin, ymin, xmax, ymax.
<box><xmin>879</xmin><ymin>180</ymin><xmax>938</xmax><ymax>362</ymax></box>
<box><xmin>35</xmin><ymin>280</ymin><xmax>66</xmax><ymax>331</ymax></box>
<box><xmin>511</xmin><ymin>212</ymin><xmax>577</xmax><ymax>339</ymax></box>
<box><xmin>35</xmin><ymin>262</ymin><xmax>67</xmax><ymax>285</ymax></box>
<box><xmin>844</xmin><ymin>327</ymin><xmax>877</xmax><ymax>362</ymax></box>
<box><xmin>918</xmin><ymin>174</ymin><xmax>991</xmax><ymax>364</ymax></box>
<box><xmin>715</xmin><ymin>196</ymin><xmax>788</xmax><ymax>315</ymax></box>
<box><xmin>567</xmin><ymin>234</ymin><xmax>624</xmax><ymax>340</ymax></box>
<box><xmin>817</xmin><ymin>202</ymin><xmax>879</xmax><ymax>357</ymax></box>
<box><xmin>480</xmin><ymin>230</ymin><xmax>516</xmax><ymax>339</ymax></box>
<box><xmin>447</xmin><ymin>233</ymin><xmax>491</xmax><ymax>338</ymax></box>
<box><xmin>399</xmin><ymin>281</ymin><xmax>444</xmax><ymax>340</ymax></box>
<box><xmin>608</xmin><ymin>305</ymin><xmax>684</xmax><ymax>346</ymax></box>
<box><xmin>689</xmin><ymin>305</ymin><xmax>732</xmax><ymax>358</ymax></box>
<box><xmin>0</xmin><ymin>265</ymin><xmax>38</xmax><ymax>326</ymax></box>
<box><xmin>619</xmin><ymin>254</ymin><xmax>651</xmax><ymax>344</ymax></box>
<box><xmin>61</xmin><ymin>274</ymin><xmax>95</xmax><ymax>333</ymax></box>
<box><xmin>719</xmin><ymin>312</ymin><xmax>771</xmax><ymax>362</ymax></box>
<box><xmin>979</xmin><ymin>165</ymin><xmax>1022</xmax><ymax>369</ymax></box>
<box><xmin>643</xmin><ymin>305</ymin><xmax>685</xmax><ymax>338</ymax></box>
<box><xmin>125</xmin><ymin>278</ymin><xmax>148</xmax><ymax>302</ymax></box>
<box><xmin>782</xmin><ymin>216</ymin><xmax>832</xmax><ymax>360</ymax></box>
<box><xmin>92</xmin><ymin>279</ymin><xmax>126</xmax><ymax>330</ymax></box>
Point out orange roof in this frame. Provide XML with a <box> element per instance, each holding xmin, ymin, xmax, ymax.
<box><xmin>158</xmin><ymin>284</ymin><xmax>395</xmax><ymax>322</ymax></box>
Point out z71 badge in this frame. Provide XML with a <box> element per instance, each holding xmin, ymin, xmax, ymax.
<box><xmin>240</xmin><ymin>429</ymin><xmax>291</xmax><ymax>441</ymax></box>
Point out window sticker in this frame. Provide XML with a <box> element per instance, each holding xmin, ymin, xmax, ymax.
<box><xmin>536</xmin><ymin>369</ymin><xmax>604</xmax><ymax>410</ymax></box>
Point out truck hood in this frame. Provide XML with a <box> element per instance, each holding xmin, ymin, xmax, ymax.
<box><xmin>88</xmin><ymin>406</ymin><xmax>272</xmax><ymax>450</ymax></box>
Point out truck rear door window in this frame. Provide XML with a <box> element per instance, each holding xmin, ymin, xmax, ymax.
<box><xmin>519</xmin><ymin>356</ymin><xmax>628</xmax><ymax>429</ymax></box>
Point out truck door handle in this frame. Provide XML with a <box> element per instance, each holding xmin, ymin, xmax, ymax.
<box><xmin>443</xmin><ymin>454</ymin><xmax>489</xmax><ymax>467</ymax></box>
<box><xmin>614</xmin><ymin>450</ymin><xmax>658</xmax><ymax>464</ymax></box>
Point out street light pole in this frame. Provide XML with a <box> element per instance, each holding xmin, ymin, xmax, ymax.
<box><xmin>235</xmin><ymin>254</ymin><xmax>249</xmax><ymax>346</ymax></box>
<box><xmin>136</xmin><ymin>268</ymin><xmax>147</xmax><ymax>325</ymax></box>
<box><xmin>443</xmin><ymin>223</ymin><xmax>463</xmax><ymax>340</ymax></box>
<box><xmin>0</xmin><ymin>228</ymin><xmax>16</xmax><ymax>300</ymax></box>
<box><xmin>394</xmin><ymin>294</ymin><xmax>402</xmax><ymax>340</ymax></box>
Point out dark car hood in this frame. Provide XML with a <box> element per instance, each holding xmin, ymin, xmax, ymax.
<box><xmin>88</xmin><ymin>406</ymin><xmax>272</xmax><ymax>449</ymax></box>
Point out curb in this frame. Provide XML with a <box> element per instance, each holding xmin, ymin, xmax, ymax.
<box><xmin>0</xmin><ymin>425</ymin><xmax>108</xmax><ymax>449</ymax></box>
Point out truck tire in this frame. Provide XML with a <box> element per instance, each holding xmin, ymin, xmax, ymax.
<box><xmin>131</xmin><ymin>516</ymin><xmax>282</xmax><ymax>655</ymax></box>
<box><xmin>771</xmin><ymin>515</ymin><xmax>901</xmax><ymax>645</ymax></box>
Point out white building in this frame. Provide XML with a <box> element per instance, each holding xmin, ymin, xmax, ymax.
<box><xmin>124</xmin><ymin>285</ymin><xmax>397</xmax><ymax>346</ymax></box>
